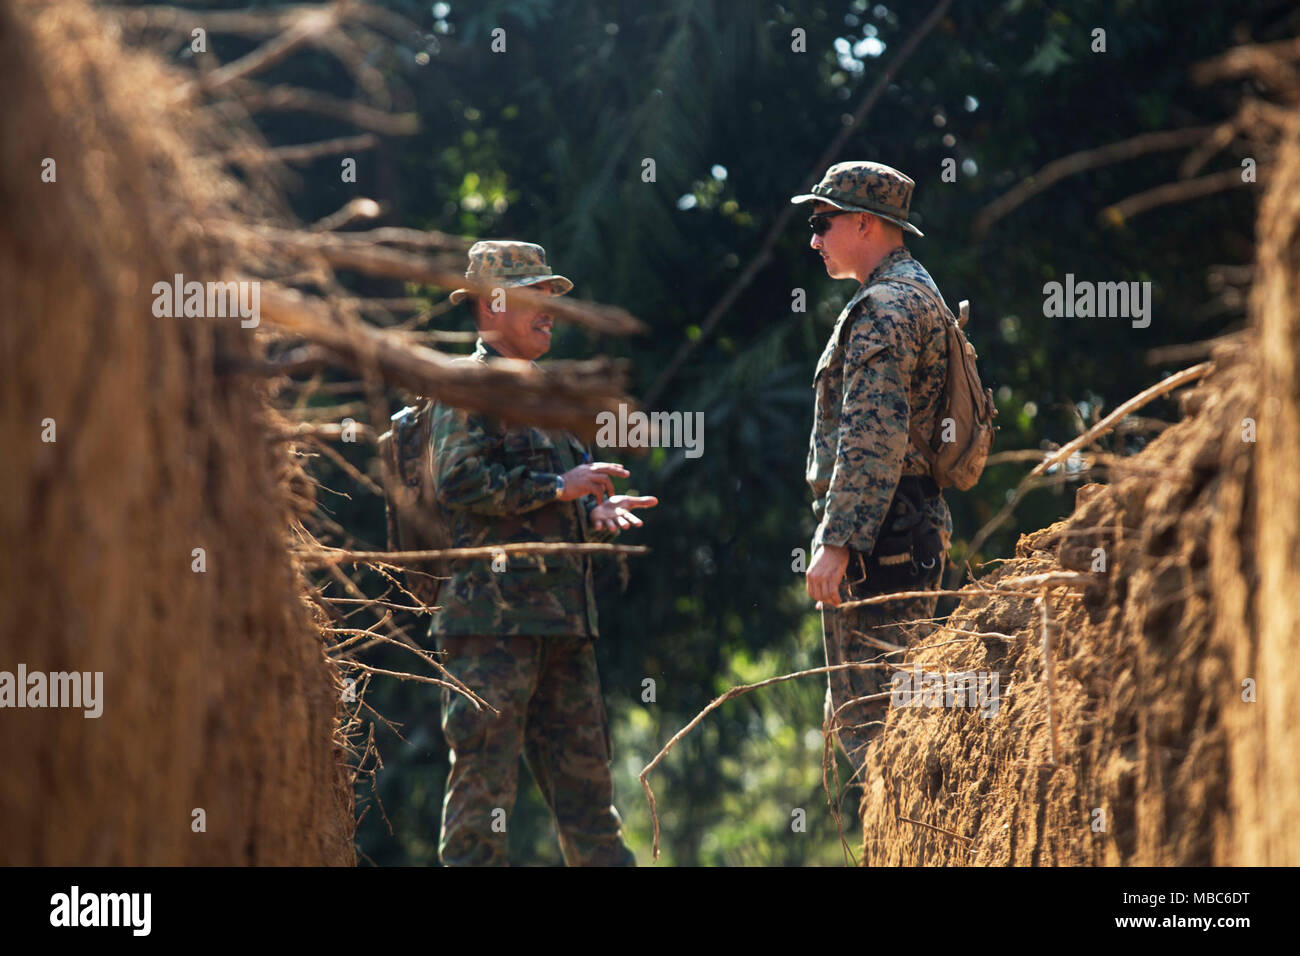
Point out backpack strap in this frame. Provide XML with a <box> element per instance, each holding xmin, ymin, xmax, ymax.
<box><xmin>879</xmin><ymin>274</ymin><xmax>953</xmax><ymax>321</ymax></box>
<box><xmin>874</xmin><ymin>274</ymin><xmax>952</xmax><ymax>464</ymax></box>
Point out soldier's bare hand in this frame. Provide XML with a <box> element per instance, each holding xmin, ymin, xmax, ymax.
<box><xmin>807</xmin><ymin>543</ymin><xmax>850</xmax><ymax>607</ymax></box>
<box><xmin>558</xmin><ymin>462</ymin><xmax>628</xmax><ymax>502</ymax></box>
<box><xmin>590</xmin><ymin>495</ymin><xmax>658</xmax><ymax>533</ymax></box>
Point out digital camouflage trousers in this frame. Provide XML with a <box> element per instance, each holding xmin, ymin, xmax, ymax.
<box><xmin>821</xmin><ymin>494</ymin><xmax>951</xmax><ymax>784</ymax></box>
<box><xmin>436</xmin><ymin>632</ymin><xmax>636</xmax><ymax>866</ymax></box>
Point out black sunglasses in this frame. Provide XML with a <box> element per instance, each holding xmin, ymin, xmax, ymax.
<box><xmin>808</xmin><ymin>209</ymin><xmax>858</xmax><ymax>236</ymax></box>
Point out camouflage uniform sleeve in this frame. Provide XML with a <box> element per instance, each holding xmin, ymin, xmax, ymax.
<box><xmin>429</xmin><ymin>400</ymin><xmax>560</xmax><ymax>514</ymax></box>
<box><xmin>814</xmin><ymin>296</ymin><xmax>917</xmax><ymax>554</ymax></box>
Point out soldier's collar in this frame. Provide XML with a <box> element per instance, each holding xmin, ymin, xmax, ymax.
<box><xmin>473</xmin><ymin>336</ymin><xmax>541</xmax><ymax>369</ymax></box>
<box><xmin>864</xmin><ymin>246</ymin><xmax>913</xmax><ymax>286</ymax></box>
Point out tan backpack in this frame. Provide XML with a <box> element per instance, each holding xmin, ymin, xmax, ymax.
<box><xmin>883</xmin><ymin>276</ymin><xmax>997</xmax><ymax>491</ymax></box>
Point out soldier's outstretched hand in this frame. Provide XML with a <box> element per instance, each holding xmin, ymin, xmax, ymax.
<box><xmin>558</xmin><ymin>462</ymin><xmax>629</xmax><ymax>502</ymax></box>
<box><xmin>590</xmin><ymin>495</ymin><xmax>658</xmax><ymax>533</ymax></box>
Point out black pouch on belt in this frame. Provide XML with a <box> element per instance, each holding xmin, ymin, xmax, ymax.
<box><xmin>846</xmin><ymin>476</ymin><xmax>944</xmax><ymax>596</ymax></box>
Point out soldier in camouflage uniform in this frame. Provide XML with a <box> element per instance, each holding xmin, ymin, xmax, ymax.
<box><xmin>790</xmin><ymin>163</ymin><xmax>954</xmax><ymax>783</ymax></box>
<box><xmin>432</xmin><ymin>241</ymin><xmax>658</xmax><ymax>866</ymax></box>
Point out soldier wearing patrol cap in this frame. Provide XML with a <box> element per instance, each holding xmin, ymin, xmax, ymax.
<box><xmin>790</xmin><ymin>163</ymin><xmax>954</xmax><ymax>784</ymax></box>
<box><xmin>430</xmin><ymin>240</ymin><xmax>658</xmax><ymax>865</ymax></box>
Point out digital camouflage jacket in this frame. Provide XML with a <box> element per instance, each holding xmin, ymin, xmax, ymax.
<box><xmin>807</xmin><ymin>246</ymin><xmax>949</xmax><ymax>554</ymax></box>
<box><xmin>429</xmin><ymin>339</ymin><xmax>601</xmax><ymax>638</ymax></box>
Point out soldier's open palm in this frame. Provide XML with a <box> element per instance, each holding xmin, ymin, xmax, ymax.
<box><xmin>590</xmin><ymin>495</ymin><xmax>658</xmax><ymax>533</ymax></box>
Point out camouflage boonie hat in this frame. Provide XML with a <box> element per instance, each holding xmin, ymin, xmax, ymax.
<box><xmin>449</xmin><ymin>240</ymin><xmax>574</xmax><ymax>304</ymax></box>
<box><xmin>790</xmin><ymin>161</ymin><xmax>924</xmax><ymax>237</ymax></box>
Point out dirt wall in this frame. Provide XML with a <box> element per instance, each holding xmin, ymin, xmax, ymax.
<box><xmin>0</xmin><ymin>0</ymin><xmax>355</xmax><ymax>865</ymax></box>
<box><xmin>860</xmin><ymin>127</ymin><xmax>1300</xmax><ymax>867</ymax></box>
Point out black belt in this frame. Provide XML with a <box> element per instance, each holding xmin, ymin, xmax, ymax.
<box><xmin>898</xmin><ymin>473</ymin><xmax>940</xmax><ymax>500</ymax></box>
<box><xmin>845</xmin><ymin>475</ymin><xmax>944</xmax><ymax>594</ymax></box>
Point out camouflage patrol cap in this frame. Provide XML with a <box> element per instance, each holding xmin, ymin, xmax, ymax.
<box><xmin>449</xmin><ymin>240</ymin><xmax>574</xmax><ymax>305</ymax></box>
<box><xmin>790</xmin><ymin>161</ymin><xmax>924</xmax><ymax>237</ymax></box>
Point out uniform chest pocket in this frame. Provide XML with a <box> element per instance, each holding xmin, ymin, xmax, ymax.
<box><xmin>502</xmin><ymin>429</ymin><xmax>557</xmax><ymax>471</ymax></box>
<box><xmin>816</xmin><ymin>337</ymin><xmax>888</xmax><ymax>387</ymax></box>
<box><xmin>812</xmin><ymin>338</ymin><xmax>838</xmax><ymax>385</ymax></box>
<box><xmin>814</xmin><ymin>305</ymin><xmax>857</xmax><ymax>385</ymax></box>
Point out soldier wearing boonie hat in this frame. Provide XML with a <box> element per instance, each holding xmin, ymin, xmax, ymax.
<box><xmin>791</xmin><ymin>162</ymin><xmax>953</xmax><ymax>786</ymax></box>
<box><xmin>430</xmin><ymin>239</ymin><xmax>657</xmax><ymax>866</ymax></box>
<box><xmin>448</xmin><ymin>240</ymin><xmax>574</xmax><ymax>305</ymax></box>
<box><xmin>790</xmin><ymin>161</ymin><xmax>925</xmax><ymax>237</ymax></box>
